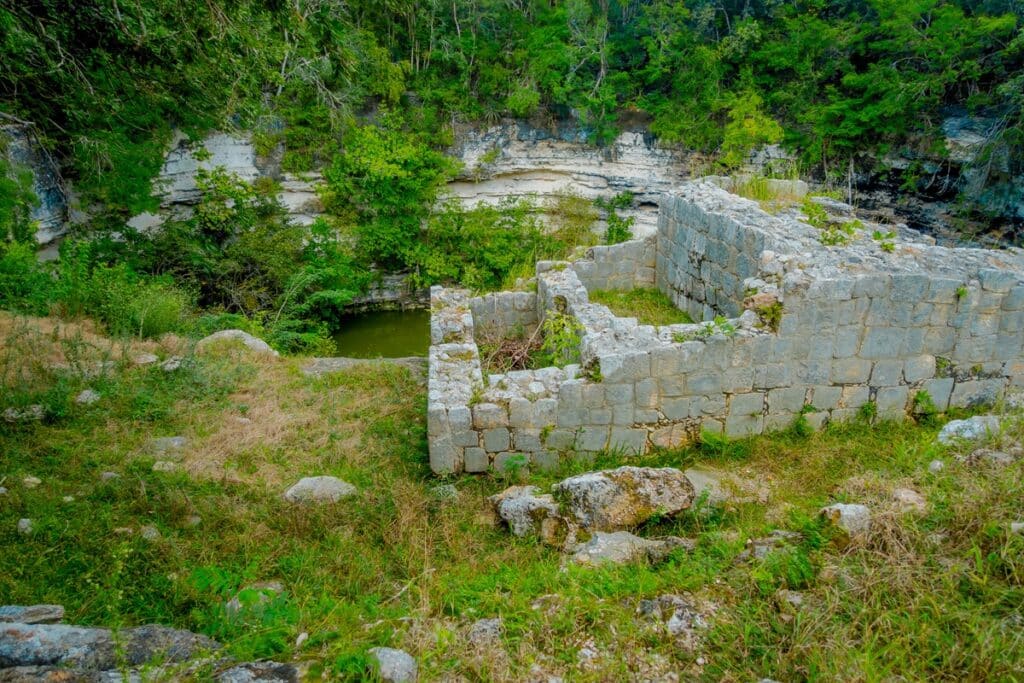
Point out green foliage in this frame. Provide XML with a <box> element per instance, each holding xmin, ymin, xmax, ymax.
<box><xmin>595</xmin><ymin>192</ymin><xmax>635</xmax><ymax>245</ymax></box>
<box><xmin>0</xmin><ymin>242</ymin><xmax>53</xmax><ymax>315</ymax></box>
<box><xmin>588</xmin><ymin>288</ymin><xmax>692</xmax><ymax>326</ymax></box>
<box><xmin>323</xmin><ymin>117</ymin><xmax>457</xmax><ymax>269</ymax></box>
<box><xmin>673</xmin><ymin>315</ymin><xmax>736</xmax><ymax>342</ymax></box>
<box><xmin>0</xmin><ymin>152</ymin><xmax>37</xmax><ymax>243</ymax></box>
<box><xmin>720</xmin><ymin>91</ymin><xmax>784</xmax><ymax>169</ymax></box>
<box><xmin>539</xmin><ymin>311</ymin><xmax>583</xmax><ymax>368</ymax></box>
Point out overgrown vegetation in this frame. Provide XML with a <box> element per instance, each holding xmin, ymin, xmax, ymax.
<box><xmin>2</xmin><ymin>313</ymin><xmax>1021</xmax><ymax>680</ymax></box>
<box><xmin>590</xmin><ymin>288</ymin><xmax>693</xmax><ymax>326</ymax></box>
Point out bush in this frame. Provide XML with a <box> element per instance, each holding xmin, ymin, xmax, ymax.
<box><xmin>0</xmin><ymin>241</ymin><xmax>53</xmax><ymax>315</ymax></box>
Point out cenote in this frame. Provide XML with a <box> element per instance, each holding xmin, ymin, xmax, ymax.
<box><xmin>332</xmin><ymin>308</ymin><xmax>430</xmax><ymax>358</ymax></box>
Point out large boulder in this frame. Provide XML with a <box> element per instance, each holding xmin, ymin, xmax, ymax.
<box><xmin>553</xmin><ymin>467</ymin><xmax>695</xmax><ymax>530</ymax></box>
<box><xmin>283</xmin><ymin>476</ymin><xmax>356</xmax><ymax>504</ymax></box>
<box><xmin>196</xmin><ymin>330</ymin><xmax>279</xmax><ymax>357</ymax></box>
<box><xmin>937</xmin><ymin>416</ymin><xmax>1001</xmax><ymax>445</ymax></box>
<box><xmin>569</xmin><ymin>531</ymin><xmax>690</xmax><ymax>566</ymax></box>
<box><xmin>367</xmin><ymin>647</ymin><xmax>417</xmax><ymax>683</ymax></box>
<box><xmin>0</xmin><ymin>623</ymin><xmax>218</xmax><ymax>669</ymax></box>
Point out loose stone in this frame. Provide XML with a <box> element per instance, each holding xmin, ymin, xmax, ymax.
<box><xmin>75</xmin><ymin>389</ymin><xmax>101</xmax><ymax>405</ymax></box>
<box><xmin>937</xmin><ymin>415</ymin><xmax>1001</xmax><ymax>445</ymax></box>
<box><xmin>283</xmin><ymin>476</ymin><xmax>356</xmax><ymax>504</ymax></box>
<box><xmin>367</xmin><ymin>647</ymin><xmax>418</xmax><ymax>683</ymax></box>
<box><xmin>23</xmin><ymin>476</ymin><xmax>41</xmax><ymax>489</ymax></box>
<box><xmin>0</xmin><ymin>605</ymin><xmax>65</xmax><ymax>624</ymax></box>
<box><xmin>820</xmin><ymin>503</ymin><xmax>871</xmax><ymax>538</ymax></box>
<box><xmin>17</xmin><ymin>519</ymin><xmax>33</xmax><ymax>535</ymax></box>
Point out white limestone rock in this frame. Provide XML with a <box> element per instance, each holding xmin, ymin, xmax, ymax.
<box><xmin>569</xmin><ymin>531</ymin><xmax>691</xmax><ymax>566</ymax></box>
<box><xmin>553</xmin><ymin>466</ymin><xmax>695</xmax><ymax>531</ymax></box>
<box><xmin>75</xmin><ymin>389</ymin><xmax>101</xmax><ymax>405</ymax></box>
<box><xmin>283</xmin><ymin>476</ymin><xmax>356</xmax><ymax>504</ymax></box>
<box><xmin>196</xmin><ymin>330</ymin><xmax>279</xmax><ymax>357</ymax></box>
<box><xmin>368</xmin><ymin>647</ymin><xmax>418</xmax><ymax>683</ymax></box>
<box><xmin>820</xmin><ymin>503</ymin><xmax>871</xmax><ymax>537</ymax></box>
<box><xmin>937</xmin><ymin>416</ymin><xmax>1001</xmax><ymax>445</ymax></box>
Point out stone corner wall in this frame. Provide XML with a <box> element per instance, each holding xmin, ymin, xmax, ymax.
<box><xmin>427</xmin><ymin>180</ymin><xmax>1024</xmax><ymax>475</ymax></box>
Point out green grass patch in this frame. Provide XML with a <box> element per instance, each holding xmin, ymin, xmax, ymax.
<box><xmin>588</xmin><ymin>288</ymin><xmax>693</xmax><ymax>326</ymax></box>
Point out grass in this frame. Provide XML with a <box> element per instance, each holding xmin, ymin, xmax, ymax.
<box><xmin>2</xmin><ymin>311</ymin><xmax>1023</xmax><ymax>680</ymax></box>
<box><xmin>589</xmin><ymin>288</ymin><xmax>693</xmax><ymax>326</ymax></box>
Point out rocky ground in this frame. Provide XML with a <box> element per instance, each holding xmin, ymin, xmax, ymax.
<box><xmin>1</xmin><ymin>312</ymin><xmax>1022</xmax><ymax>681</ymax></box>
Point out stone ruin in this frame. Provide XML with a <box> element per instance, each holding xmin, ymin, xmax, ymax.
<box><xmin>427</xmin><ymin>180</ymin><xmax>1024</xmax><ymax>475</ymax></box>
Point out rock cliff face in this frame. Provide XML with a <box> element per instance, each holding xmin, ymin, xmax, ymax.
<box><xmin>447</xmin><ymin>122</ymin><xmax>691</xmax><ymax>237</ymax></box>
<box><xmin>1</xmin><ymin>124</ymin><xmax>67</xmax><ymax>244</ymax></box>
<box><xmin>127</xmin><ymin>131</ymin><xmax>325</xmax><ymax>233</ymax></box>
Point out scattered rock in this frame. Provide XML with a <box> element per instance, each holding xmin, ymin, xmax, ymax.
<box><xmin>820</xmin><ymin>503</ymin><xmax>871</xmax><ymax>538</ymax></box>
<box><xmin>0</xmin><ymin>605</ymin><xmax>65</xmax><ymax>624</ymax></box>
<box><xmin>217</xmin><ymin>661</ymin><xmax>302</xmax><ymax>682</ymax></box>
<box><xmin>282</xmin><ymin>476</ymin><xmax>356</xmax><ymax>504</ymax></box>
<box><xmin>963</xmin><ymin>448</ymin><xmax>1016</xmax><ymax>466</ymax></box>
<box><xmin>430</xmin><ymin>484</ymin><xmax>459</xmax><ymax>501</ymax></box>
<box><xmin>232</xmin><ymin>416</ymin><xmax>253</xmax><ymax>425</ymax></box>
<box><xmin>367</xmin><ymin>647</ymin><xmax>417</xmax><ymax>683</ymax></box>
<box><xmin>2</xmin><ymin>405</ymin><xmax>44</xmax><ymax>423</ymax></box>
<box><xmin>0</xmin><ymin>487</ymin><xmax>7</xmax><ymax>496</ymax></box>
<box><xmin>295</xmin><ymin>632</ymin><xmax>308</xmax><ymax>648</ymax></box>
<box><xmin>152</xmin><ymin>461</ymin><xmax>178</xmax><ymax>473</ymax></box>
<box><xmin>683</xmin><ymin>466</ymin><xmax>766</xmax><ymax>506</ymax></box>
<box><xmin>774</xmin><ymin>589</ymin><xmax>805</xmax><ymax>614</ymax></box>
<box><xmin>196</xmin><ymin>330</ymin><xmax>279</xmax><ymax>357</ymax></box>
<box><xmin>23</xmin><ymin>476</ymin><xmax>41</xmax><ymax>489</ymax></box>
<box><xmin>937</xmin><ymin>415</ymin><xmax>1001</xmax><ymax>445</ymax></box>
<box><xmin>185</xmin><ymin>516</ymin><xmax>202</xmax><ymax>528</ymax></box>
<box><xmin>139</xmin><ymin>526</ymin><xmax>161</xmax><ymax>541</ymax></box>
<box><xmin>100</xmin><ymin>472</ymin><xmax>119</xmax><ymax>482</ymax></box>
<box><xmin>737</xmin><ymin>530</ymin><xmax>802</xmax><ymax>562</ymax></box>
<box><xmin>569</xmin><ymin>531</ymin><xmax>691</xmax><ymax>566</ymax></box>
<box><xmin>17</xmin><ymin>519</ymin><xmax>34</xmax><ymax>535</ymax></box>
<box><xmin>466</xmin><ymin>618</ymin><xmax>503</xmax><ymax>647</ymax></box>
<box><xmin>0</xmin><ymin>623</ymin><xmax>218</xmax><ymax>670</ymax></box>
<box><xmin>928</xmin><ymin>459</ymin><xmax>945</xmax><ymax>474</ymax></box>
<box><xmin>160</xmin><ymin>357</ymin><xmax>183</xmax><ymax>372</ymax></box>
<box><xmin>132</xmin><ymin>353</ymin><xmax>160</xmax><ymax>366</ymax></box>
<box><xmin>488</xmin><ymin>485</ymin><xmax>560</xmax><ymax>538</ymax></box>
<box><xmin>225</xmin><ymin>582</ymin><xmax>284</xmax><ymax>616</ymax></box>
<box><xmin>1010</xmin><ymin>522</ymin><xmax>1023</xmax><ymax>535</ymax></box>
<box><xmin>61</xmin><ymin>496</ymin><xmax>74</xmax><ymax>504</ymax></box>
<box><xmin>149</xmin><ymin>436</ymin><xmax>188</xmax><ymax>457</ymax></box>
<box><xmin>75</xmin><ymin>390</ymin><xmax>101</xmax><ymax>405</ymax></box>
<box><xmin>553</xmin><ymin>466</ymin><xmax>695</xmax><ymax>531</ymax></box>
<box><xmin>636</xmin><ymin>594</ymin><xmax>708</xmax><ymax>649</ymax></box>
<box><xmin>892</xmin><ymin>488</ymin><xmax>927</xmax><ymax>514</ymax></box>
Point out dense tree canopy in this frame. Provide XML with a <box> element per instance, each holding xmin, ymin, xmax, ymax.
<box><xmin>2</xmin><ymin>0</ymin><xmax>1021</xmax><ymax>212</ymax></box>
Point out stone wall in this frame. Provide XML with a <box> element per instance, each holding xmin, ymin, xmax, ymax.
<box><xmin>427</xmin><ymin>180</ymin><xmax>1024</xmax><ymax>475</ymax></box>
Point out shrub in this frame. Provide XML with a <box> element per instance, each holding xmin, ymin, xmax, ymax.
<box><xmin>0</xmin><ymin>241</ymin><xmax>53</xmax><ymax>315</ymax></box>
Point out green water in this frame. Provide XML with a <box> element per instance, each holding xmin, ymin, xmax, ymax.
<box><xmin>332</xmin><ymin>309</ymin><xmax>430</xmax><ymax>358</ymax></box>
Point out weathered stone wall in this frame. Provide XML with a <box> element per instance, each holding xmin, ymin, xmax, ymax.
<box><xmin>427</xmin><ymin>180</ymin><xmax>1024</xmax><ymax>475</ymax></box>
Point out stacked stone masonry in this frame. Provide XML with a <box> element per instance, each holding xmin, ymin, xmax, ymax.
<box><xmin>428</xmin><ymin>180</ymin><xmax>1024</xmax><ymax>474</ymax></box>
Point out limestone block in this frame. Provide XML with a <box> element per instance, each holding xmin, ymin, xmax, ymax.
<box><xmin>923</xmin><ymin>327</ymin><xmax>955</xmax><ymax>355</ymax></box>
<box><xmin>464</xmin><ymin>448</ymin><xmax>489</xmax><ymax>473</ymax></box>
<box><xmin>612</xmin><ymin>404</ymin><xmax>635</xmax><ymax>425</ymax></box>
<box><xmin>659</xmin><ymin>375</ymin><xmax>687</xmax><ymax>397</ymax></box>
<box><xmin>764</xmin><ymin>412</ymin><xmax>796</xmax><ymax>432</ymax></box>
<box><xmin>840</xmin><ymin>386</ymin><xmax>871</xmax><ymax>409</ymax></box>
<box><xmin>588</xmin><ymin>408</ymin><xmax>612</xmax><ymax>425</ymax></box>
<box><xmin>811</xmin><ymin>386</ymin><xmax>842</xmax><ymax>411</ymax></box>
<box><xmin>875</xmin><ymin>386</ymin><xmax>909</xmax><ymax>414</ymax></box>
<box><xmin>482</xmin><ymin>428</ymin><xmax>511</xmax><ymax>452</ymax></box>
<box><xmin>473</xmin><ymin>403</ymin><xmax>508</xmax><ymax>429</ymax></box>
<box><xmin>582</xmin><ymin>384</ymin><xmax>605</xmax><ymax>408</ymax></box>
<box><xmin>600</xmin><ymin>351</ymin><xmax>651</xmax><ymax>383</ymax></box>
<box><xmin>1001</xmin><ymin>286</ymin><xmax>1024</xmax><ymax>311</ymax></box>
<box><xmin>768</xmin><ymin>387</ymin><xmax>807</xmax><ymax>413</ymax></box>
<box><xmin>533</xmin><ymin>450</ymin><xmax>560</xmax><ymax>471</ymax></box>
<box><xmin>650</xmin><ymin>424</ymin><xmax>691</xmax><ymax>449</ymax></box>
<box><xmin>636</xmin><ymin>378</ymin><xmax>659</xmax><ymax>407</ymax></box>
<box><xmin>427</xmin><ymin>406</ymin><xmax>449</xmax><ymax>436</ymax></box>
<box><xmin>609</xmin><ymin>428</ymin><xmax>649</xmax><ymax>455</ymax></box>
<box><xmin>545</xmin><ymin>429</ymin><xmax>577</xmax><ymax>451</ymax></box>
<box><xmin>452</xmin><ymin>431</ymin><xmax>480</xmax><ymax>447</ymax></box>
<box><xmin>891</xmin><ymin>274</ymin><xmax>931</xmax><ymax>301</ymax></box>
<box><xmin>535</xmin><ymin>398</ymin><xmax>558</xmax><ymax>427</ymax></box>
<box><xmin>688</xmin><ymin>372</ymin><xmax>722</xmax><ymax>394</ymax></box>
<box><xmin>509</xmin><ymin>398</ymin><xmax>536</xmax><ymax>428</ymax></box>
<box><xmin>860</xmin><ymin>328</ymin><xmax>905</xmax><ymax>359</ymax></box>
<box><xmin>870</xmin><ymin>360</ymin><xmax>904</xmax><ymax>387</ymax></box>
<box><xmin>904</xmin><ymin>355</ymin><xmax>936</xmax><ymax>383</ymax></box>
<box><xmin>514</xmin><ymin>430</ymin><xmax>543</xmax><ymax>452</ymax></box>
<box><xmin>797</xmin><ymin>360</ymin><xmax>831</xmax><ymax>385</ymax></box>
<box><xmin>578</xmin><ymin>426</ymin><xmax>609</xmax><ymax>451</ymax></box>
<box><xmin>950</xmin><ymin>379</ymin><xmax>1006</xmax><ymax>409</ymax></box>
<box><xmin>725</xmin><ymin>414</ymin><xmax>763</xmax><ymax>438</ymax></box>
<box><xmin>832</xmin><ymin>358</ymin><xmax>872</xmax><ymax>384</ymax></box>
<box><xmin>495</xmin><ymin>452</ymin><xmax>530</xmax><ymax>472</ymax></box>
<box><xmin>730</xmin><ymin>392</ymin><xmax>765</xmax><ymax>417</ymax></box>
<box><xmin>979</xmin><ymin>268</ymin><xmax>1017</xmax><ymax>292</ymax></box>
<box><xmin>429</xmin><ymin>436</ymin><xmax>462</xmax><ymax>474</ymax></box>
<box><xmin>448</xmin><ymin>406</ymin><xmax>472</xmax><ymax>432</ymax></box>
